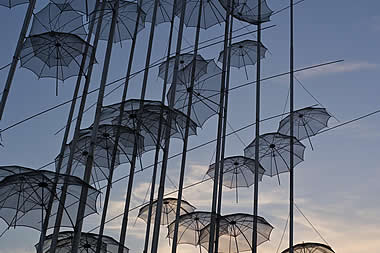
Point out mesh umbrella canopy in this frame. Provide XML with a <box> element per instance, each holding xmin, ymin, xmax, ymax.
<box><xmin>51</xmin><ymin>0</ymin><xmax>97</xmax><ymax>15</ymax></box>
<box><xmin>37</xmin><ymin>231</ymin><xmax>129</xmax><ymax>253</ymax></box>
<box><xmin>219</xmin><ymin>0</ymin><xmax>273</xmax><ymax>25</ymax></box>
<box><xmin>91</xmin><ymin>0</ymin><xmax>146</xmax><ymax>43</ymax></box>
<box><xmin>167</xmin><ymin>211</ymin><xmax>212</xmax><ymax>246</ymax></box>
<box><xmin>281</xmin><ymin>242</ymin><xmax>335</xmax><ymax>253</ymax></box>
<box><xmin>278</xmin><ymin>107</ymin><xmax>331</xmax><ymax>141</ymax></box>
<box><xmin>199</xmin><ymin>213</ymin><xmax>273</xmax><ymax>252</ymax></box>
<box><xmin>138</xmin><ymin>197</ymin><xmax>196</xmax><ymax>225</ymax></box>
<box><xmin>0</xmin><ymin>0</ymin><xmax>28</xmax><ymax>8</ymax></box>
<box><xmin>139</xmin><ymin>0</ymin><xmax>175</xmax><ymax>25</ymax></box>
<box><xmin>167</xmin><ymin>60</ymin><xmax>222</xmax><ymax>127</ymax></box>
<box><xmin>30</xmin><ymin>3</ymin><xmax>87</xmax><ymax>39</ymax></box>
<box><xmin>175</xmin><ymin>0</ymin><xmax>226</xmax><ymax>29</ymax></box>
<box><xmin>0</xmin><ymin>165</ymin><xmax>34</xmax><ymax>181</ymax></box>
<box><xmin>158</xmin><ymin>53</ymin><xmax>208</xmax><ymax>84</ymax></box>
<box><xmin>218</xmin><ymin>40</ymin><xmax>267</xmax><ymax>68</ymax></box>
<box><xmin>0</xmin><ymin>170</ymin><xmax>100</xmax><ymax>231</ymax></box>
<box><xmin>244</xmin><ymin>132</ymin><xmax>306</xmax><ymax>177</ymax></box>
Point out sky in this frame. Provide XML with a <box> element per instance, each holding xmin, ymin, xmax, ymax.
<box><xmin>0</xmin><ymin>0</ymin><xmax>380</xmax><ymax>252</ymax></box>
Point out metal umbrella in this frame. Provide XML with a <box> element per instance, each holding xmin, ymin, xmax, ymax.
<box><xmin>50</xmin><ymin>0</ymin><xmax>97</xmax><ymax>16</ymax></box>
<box><xmin>206</xmin><ymin>156</ymin><xmax>265</xmax><ymax>202</ymax></box>
<box><xmin>244</xmin><ymin>132</ymin><xmax>306</xmax><ymax>183</ymax></box>
<box><xmin>139</xmin><ymin>0</ymin><xmax>176</xmax><ymax>25</ymax></box>
<box><xmin>0</xmin><ymin>165</ymin><xmax>33</xmax><ymax>181</ymax></box>
<box><xmin>91</xmin><ymin>0</ymin><xmax>146</xmax><ymax>43</ymax></box>
<box><xmin>278</xmin><ymin>107</ymin><xmax>331</xmax><ymax>149</ymax></box>
<box><xmin>281</xmin><ymin>242</ymin><xmax>335</xmax><ymax>253</ymax></box>
<box><xmin>20</xmin><ymin>31</ymin><xmax>96</xmax><ymax>95</ymax></box>
<box><xmin>199</xmin><ymin>213</ymin><xmax>273</xmax><ymax>253</ymax></box>
<box><xmin>218</xmin><ymin>39</ymin><xmax>267</xmax><ymax>79</ymax></box>
<box><xmin>37</xmin><ymin>231</ymin><xmax>129</xmax><ymax>253</ymax></box>
<box><xmin>0</xmin><ymin>0</ymin><xmax>28</xmax><ymax>8</ymax></box>
<box><xmin>167</xmin><ymin>60</ymin><xmax>223</xmax><ymax>127</ymax></box>
<box><xmin>0</xmin><ymin>170</ymin><xmax>100</xmax><ymax>231</ymax></box>
<box><xmin>138</xmin><ymin>198</ymin><xmax>196</xmax><ymax>226</ymax></box>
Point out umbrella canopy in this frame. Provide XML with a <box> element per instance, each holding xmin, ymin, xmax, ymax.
<box><xmin>281</xmin><ymin>242</ymin><xmax>335</xmax><ymax>253</ymax></box>
<box><xmin>278</xmin><ymin>107</ymin><xmax>331</xmax><ymax>142</ymax></box>
<box><xmin>0</xmin><ymin>165</ymin><xmax>34</xmax><ymax>181</ymax></box>
<box><xmin>139</xmin><ymin>0</ymin><xmax>176</xmax><ymax>25</ymax></box>
<box><xmin>199</xmin><ymin>213</ymin><xmax>274</xmax><ymax>252</ymax></box>
<box><xmin>50</xmin><ymin>0</ymin><xmax>97</xmax><ymax>15</ymax></box>
<box><xmin>167</xmin><ymin>60</ymin><xmax>222</xmax><ymax>127</ymax></box>
<box><xmin>37</xmin><ymin>231</ymin><xmax>129</xmax><ymax>253</ymax></box>
<box><xmin>91</xmin><ymin>0</ymin><xmax>146</xmax><ymax>43</ymax></box>
<box><xmin>0</xmin><ymin>0</ymin><xmax>28</xmax><ymax>8</ymax></box>
<box><xmin>30</xmin><ymin>3</ymin><xmax>87</xmax><ymax>39</ymax></box>
<box><xmin>138</xmin><ymin>197</ymin><xmax>196</xmax><ymax>225</ymax></box>
<box><xmin>0</xmin><ymin>169</ymin><xmax>100</xmax><ymax>231</ymax></box>
<box><xmin>244</xmin><ymin>132</ymin><xmax>306</xmax><ymax>178</ymax></box>
<box><xmin>167</xmin><ymin>211</ymin><xmax>212</xmax><ymax>246</ymax></box>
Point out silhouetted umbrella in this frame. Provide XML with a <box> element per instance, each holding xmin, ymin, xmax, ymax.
<box><xmin>50</xmin><ymin>0</ymin><xmax>97</xmax><ymax>16</ymax></box>
<box><xmin>139</xmin><ymin>0</ymin><xmax>176</xmax><ymax>25</ymax></box>
<box><xmin>281</xmin><ymin>242</ymin><xmax>335</xmax><ymax>253</ymax></box>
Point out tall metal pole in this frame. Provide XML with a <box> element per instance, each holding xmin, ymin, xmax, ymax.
<box><xmin>252</xmin><ymin>1</ymin><xmax>262</xmax><ymax>253</ymax></box>
<box><xmin>141</xmin><ymin>2</ymin><xmax>178</xmax><ymax>252</ymax></box>
<box><xmin>70</xmin><ymin>1</ymin><xmax>121</xmax><ymax>252</ymax></box>
<box><xmin>289</xmin><ymin>0</ymin><xmax>295</xmax><ymax>252</ymax></box>
<box><xmin>207</xmin><ymin>0</ymin><xmax>230</xmax><ymax>251</ymax></box>
<box><xmin>170</xmin><ymin>1</ymin><xmax>203</xmax><ymax>252</ymax></box>
<box><xmin>0</xmin><ymin>0</ymin><xmax>37</xmax><ymax>120</ymax></box>
<box><xmin>150</xmin><ymin>1</ymin><xmax>188</xmax><ymax>252</ymax></box>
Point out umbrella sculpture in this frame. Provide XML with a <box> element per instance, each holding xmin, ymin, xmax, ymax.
<box><xmin>278</xmin><ymin>107</ymin><xmax>331</xmax><ymax>150</ymax></box>
<box><xmin>167</xmin><ymin>60</ymin><xmax>223</xmax><ymax>128</ymax></box>
<box><xmin>29</xmin><ymin>3</ymin><xmax>87</xmax><ymax>39</ymax></box>
<box><xmin>50</xmin><ymin>0</ymin><xmax>97</xmax><ymax>16</ymax></box>
<box><xmin>138</xmin><ymin>198</ymin><xmax>196</xmax><ymax>226</ymax></box>
<box><xmin>244</xmin><ymin>132</ymin><xmax>306</xmax><ymax>183</ymax></box>
<box><xmin>37</xmin><ymin>231</ymin><xmax>129</xmax><ymax>253</ymax></box>
<box><xmin>0</xmin><ymin>0</ymin><xmax>28</xmax><ymax>8</ymax></box>
<box><xmin>167</xmin><ymin>211</ymin><xmax>212</xmax><ymax>249</ymax></box>
<box><xmin>218</xmin><ymin>39</ymin><xmax>268</xmax><ymax>79</ymax></box>
<box><xmin>0</xmin><ymin>169</ymin><xmax>100</xmax><ymax>231</ymax></box>
<box><xmin>206</xmin><ymin>156</ymin><xmax>265</xmax><ymax>202</ymax></box>
<box><xmin>139</xmin><ymin>0</ymin><xmax>176</xmax><ymax>25</ymax></box>
<box><xmin>19</xmin><ymin>31</ymin><xmax>96</xmax><ymax>95</ymax></box>
<box><xmin>199</xmin><ymin>213</ymin><xmax>273</xmax><ymax>253</ymax></box>
<box><xmin>91</xmin><ymin>0</ymin><xmax>146</xmax><ymax>44</ymax></box>
<box><xmin>219</xmin><ymin>0</ymin><xmax>273</xmax><ymax>25</ymax></box>
<box><xmin>281</xmin><ymin>242</ymin><xmax>335</xmax><ymax>253</ymax></box>
<box><xmin>0</xmin><ymin>165</ymin><xmax>34</xmax><ymax>180</ymax></box>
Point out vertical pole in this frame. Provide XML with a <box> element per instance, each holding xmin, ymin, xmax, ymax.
<box><xmin>0</xmin><ymin>0</ymin><xmax>37</xmax><ymax>120</ymax></box>
<box><xmin>207</xmin><ymin>0</ymin><xmax>230</xmax><ymax>251</ymax></box>
<box><xmin>252</xmin><ymin>1</ymin><xmax>262</xmax><ymax>253</ymax></box>
<box><xmin>170</xmin><ymin>1</ymin><xmax>203</xmax><ymax>252</ymax></box>
<box><xmin>289</xmin><ymin>0</ymin><xmax>294</xmax><ymax>252</ymax></box>
<box><xmin>150</xmin><ymin>1</ymin><xmax>188</xmax><ymax>252</ymax></box>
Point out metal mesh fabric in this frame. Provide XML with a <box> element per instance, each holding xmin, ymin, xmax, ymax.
<box><xmin>278</xmin><ymin>107</ymin><xmax>331</xmax><ymax>141</ymax></box>
<box><xmin>281</xmin><ymin>242</ymin><xmax>335</xmax><ymax>253</ymax></box>
<box><xmin>199</xmin><ymin>213</ymin><xmax>273</xmax><ymax>252</ymax></box>
<box><xmin>0</xmin><ymin>0</ymin><xmax>28</xmax><ymax>8</ymax></box>
<box><xmin>244</xmin><ymin>132</ymin><xmax>306</xmax><ymax>177</ymax></box>
<box><xmin>167</xmin><ymin>211</ymin><xmax>212</xmax><ymax>246</ymax></box>
<box><xmin>91</xmin><ymin>0</ymin><xmax>146</xmax><ymax>43</ymax></box>
<box><xmin>0</xmin><ymin>166</ymin><xmax>34</xmax><ymax>181</ymax></box>
<box><xmin>30</xmin><ymin>3</ymin><xmax>87</xmax><ymax>39</ymax></box>
<box><xmin>167</xmin><ymin>60</ymin><xmax>222</xmax><ymax>127</ymax></box>
<box><xmin>37</xmin><ymin>231</ymin><xmax>129</xmax><ymax>253</ymax></box>
<box><xmin>139</xmin><ymin>0</ymin><xmax>175</xmax><ymax>25</ymax></box>
<box><xmin>138</xmin><ymin>197</ymin><xmax>196</xmax><ymax>225</ymax></box>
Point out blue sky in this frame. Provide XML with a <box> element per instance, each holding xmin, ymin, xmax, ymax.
<box><xmin>0</xmin><ymin>0</ymin><xmax>380</xmax><ymax>252</ymax></box>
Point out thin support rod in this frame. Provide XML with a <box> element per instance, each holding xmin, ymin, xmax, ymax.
<box><xmin>0</xmin><ymin>0</ymin><xmax>37</xmax><ymax>120</ymax></box>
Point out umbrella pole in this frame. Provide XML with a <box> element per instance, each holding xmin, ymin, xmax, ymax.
<box><xmin>170</xmin><ymin>1</ymin><xmax>203</xmax><ymax>253</ymax></box>
<box><xmin>289</xmin><ymin>0</ymin><xmax>295</xmax><ymax>252</ymax></box>
<box><xmin>252</xmin><ymin>1</ymin><xmax>262</xmax><ymax>253</ymax></box>
<box><xmin>208</xmin><ymin>0</ymin><xmax>230</xmax><ymax>252</ymax></box>
<box><xmin>150</xmin><ymin>1</ymin><xmax>188</xmax><ymax>252</ymax></box>
<box><xmin>141</xmin><ymin>2</ymin><xmax>178</xmax><ymax>253</ymax></box>
<box><xmin>95</xmin><ymin>6</ymin><xmax>143</xmax><ymax>253</ymax></box>
<box><xmin>215</xmin><ymin>7</ymin><xmax>233</xmax><ymax>252</ymax></box>
<box><xmin>0</xmin><ymin>0</ymin><xmax>36</xmax><ymax>120</ymax></box>
<box><xmin>37</xmin><ymin>1</ymin><xmax>101</xmax><ymax>252</ymax></box>
<box><xmin>70</xmin><ymin>1</ymin><xmax>121</xmax><ymax>252</ymax></box>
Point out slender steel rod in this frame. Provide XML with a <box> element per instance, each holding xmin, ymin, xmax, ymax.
<box><xmin>252</xmin><ymin>1</ymin><xmax>262</xmax><ymax>253</ymax></box>
<box><xmin>150</xmin><ymin>0</ymin><xmax>188</xmax><ymax>251</ymax></box>
<box><xmin>0</xmin><ymin>0</ymin><xmax>37</xmax><ymax>120</ymax></box>
<box><xmin>170</xmin><ymin>1</ymin><xmax>203</xmax><ymax>252</ymax></box>
<box><xmin>289</xmin><ymin>0</ymin><xmax>295</xmax><ymax>252</ymax></box>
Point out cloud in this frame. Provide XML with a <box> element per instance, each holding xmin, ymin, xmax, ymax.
<box><xmin>297</xmin><ymin>61</ymin><xmax>378</xmax><ymax>78</ymax></box>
